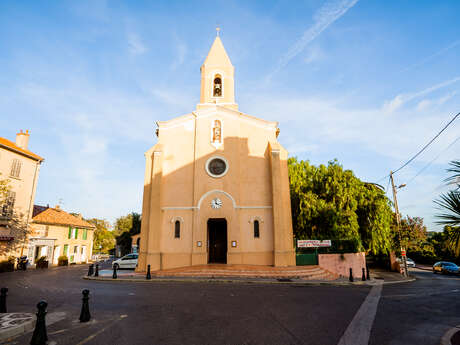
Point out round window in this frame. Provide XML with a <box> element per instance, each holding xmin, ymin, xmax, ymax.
<box><xmin>205</xmin><ymin>156</ymin><xmax>229</xmax><ymax>178</ymax></box>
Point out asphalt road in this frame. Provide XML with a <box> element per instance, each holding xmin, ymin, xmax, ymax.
<box><xmin>0</xmin><ymin>264</ymin><xmax>459</xmax><ymax>345</ymax></box>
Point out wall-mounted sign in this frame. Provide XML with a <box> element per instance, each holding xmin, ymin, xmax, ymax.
<box><xmin>297</xmin><ymin>240</ymin><xmax>331</xmax><ymax>248</ymax></box>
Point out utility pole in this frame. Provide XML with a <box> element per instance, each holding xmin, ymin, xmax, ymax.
<box><xmin>390</xmin><ymin>171</ymin><xmax>408</xmax><ymax>277</ymax></box>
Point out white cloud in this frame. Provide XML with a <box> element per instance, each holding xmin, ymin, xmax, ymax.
<box><xmin>170</xmin><ymin>38</ymin><xmax>187</xmax><ymax>70</ymax></box>
<box><xmin>303</xmin><ymin>45</ymin><xmax>324</xmax><ymax>65</ymax></box>
<box><xmin>401</xmin><ymin>40</ymin><xmax>460</xmax><ymax>73</ymax></box>
<box><xmin>268</xmin><ymin>0</ymin><xmax>359</xmax><ymax>80</ymax></box>
<box><xmin>383</xmin><ymin>76</ymin><xmax>460</xmax><ymax>112</ymax></box>
<box><xmin>416</xmin><ymin>91</ymin><xmax>457</xmax><ymax>111</ymax></box>
<box><xmin>127</xmin><ymin>33</ymin><xmax>147</xmax><ymax>55</ymax></box>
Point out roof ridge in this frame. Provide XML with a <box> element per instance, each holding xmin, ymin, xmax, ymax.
<box><xmin>0</xmin><ymin>136</ymin><xmax>44</xmax><ymax>161</ymax></box>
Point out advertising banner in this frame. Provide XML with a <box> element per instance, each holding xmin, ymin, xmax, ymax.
<box><xmin>297</xmin><ymin>240</ymin><xmax>332</xmax><ymax>248</ymax></box>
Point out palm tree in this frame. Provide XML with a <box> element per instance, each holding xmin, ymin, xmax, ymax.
<box><xmin>435</xmin><ymin>160</ymin><xmax>460</xmax><ymax>255</ymax></box>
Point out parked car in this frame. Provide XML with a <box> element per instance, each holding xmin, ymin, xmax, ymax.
<box><xmin>112</xmin><ymin>253</ymin><xmax>138</xmax><ymax>270</ymax></box>
<box><xmin>433</xmin><ymin>261</ymin><xmax>459</xmax><ymax>275</ymax></box>
<box><xmin>396</xmin><ymin>257</ymin><xmax>416</xmax><ymax>268</ymax></box>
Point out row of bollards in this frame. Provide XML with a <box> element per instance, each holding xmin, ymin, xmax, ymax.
<box><xmin>348</xmin><ymin>265</ymin><xmax>371</xmax><ymax>282</ymax></box>
<box><xmin>87</xmin><ymin>263</ymin><xmax>99</xmax><ymax>277</ymax></box>
<box><xmin>87</xmin><ymin>263</ymin><xmax>152</xmax><ymax>280</ymax></box>
<box><xmin>1</xmin><ymin>287</ymin><xmax>91</xmax><ymax>345</ymax></box>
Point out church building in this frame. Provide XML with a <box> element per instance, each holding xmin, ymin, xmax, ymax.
<box><xmin>137</xmin><ymin>34</ymin><xmax>295</xmax><ymax>271</ymax></box>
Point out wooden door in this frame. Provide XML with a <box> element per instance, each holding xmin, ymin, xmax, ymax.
<box><xmin>208</xmin><ymin>219</ymin><xmax>227</xmax><ymax>263</ymax></box>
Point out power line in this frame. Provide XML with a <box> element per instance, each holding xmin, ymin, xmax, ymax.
<box><xmin>376</xmin><ymin>111</ymin><xmax>460</xmax><ymax>182</ymax></box>
<box><xmin>405</xmin><ymin>135</ymin><xmax>460</xmax><ymax>186</ymax></box>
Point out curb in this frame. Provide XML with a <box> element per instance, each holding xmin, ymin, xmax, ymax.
<box><xmin>440</xmin><ymin>324</ymin><xmax>460</xmax><ymax>345</ymax></box>
<box><xmin>0</xmin><ymin>311</ymin><xmax>66</xmax><ymax>343</ymax></box>
<box><xmin>0</xmin><ymin>313</ymin><xmax>35</xmax><ymax>343</ymax></box>
<box><xmin>82</xmin><ymin>275</ymin><xmax>415</xmax><ymax>286</ymax></box>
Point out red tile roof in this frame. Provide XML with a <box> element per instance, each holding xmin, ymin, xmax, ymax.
<box><xmin>0</xmin><ymin>137</ymin><xmax>44</xmax><ymax>161</ymax></box>
<box><xmin>32</xmin><ymin>206</ymin><xmax>95</xmax><ymax>229</ymax></box>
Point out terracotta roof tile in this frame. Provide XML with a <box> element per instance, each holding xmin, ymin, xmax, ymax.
<box><xmin>0</xmin><ymin>137</ymin><xmax>44</xmax><ymax>161</ymax></box>
<box><xmin>32</xmin><ymin>206</ymin><xmax>95</xmax><ymax>229</ymax></box>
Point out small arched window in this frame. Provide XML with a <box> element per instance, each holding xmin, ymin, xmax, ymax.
<box><xmin>254</xmin><ymin>220</ymin><xmax>260</xmax><ymax>238</ymax></box>
<box><xmin>174</xmin><ymin>220</ymin><xmax>180</xmax><ymax>238</ymax></box>
<box><xmin>213</xmin><ymin>75</ymin><xmax>222</xmax><ymax>97</ymax></box>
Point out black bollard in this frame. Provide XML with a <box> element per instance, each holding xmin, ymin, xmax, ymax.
<box><xmin>349</xmin><ymin>268</ymin><xmax>354</xmax><ymax>282</ymax></box>
<box><xmin>94</xmin><ymin>264</ymin><xmax>99</xmax><ymax>277</ymax></box>
<box><xmin>362</xmin><ymin>268</ymin><xmax>366</xmax><ymax>281</ymax></box>
<box><xmin>146</xmin><ymin>264</ymin><xmax>151</xmax><ymax>280</ymax></box>
<box><xmin>366</xmin><ymin>264</ymin><xmax>370</xmax><ymax>280</ymax></box>
<box><xmin>79</xmin><ymin>289</ymin><xmax>91</xmax><ymax>322</ymax></box>
<box><xmin>30</xmin><ymin>301</ymin><xmax>48</xmax><ymax>345</ymax></box>
<box><xmin>87</xmin><ymin>264</ymin><xmax>94</xmax><ymax>277</ymax></box>
<box><xmin>0</xmin><ymin>287</ymin><xmax>7</xmax><ymax>313</ymax></box>
<box><xmin>112</xmin><ymin>264</ymin><xmax>117</xmax><ymax>279</ymax></box>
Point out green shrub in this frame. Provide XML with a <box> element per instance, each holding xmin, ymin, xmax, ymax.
<box><xmin>58</xmin><ymin>255</ymin><xmax>68</xmax><ymax>266</ymax></box>
<box><xmin>0</xmin><ymin>257</ymin><xmax>15</xmax><ymax>273</ymax></box>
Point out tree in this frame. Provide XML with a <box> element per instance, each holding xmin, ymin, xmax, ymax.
<box><xmin>435</xmin><ymin>160</ymin><xmax>460</xmax><ymax>255</ymax></box>
<box><xmin>0</xmin><ymin>173</ymin><xmax>10</xmax><ymax>200</ymax></box>
<box><xmin>0</xmin><ymin>173</ymin><xmax>31</xmax><ymax>258</ymax></box>
<box><xmin>86</xmin><ymin>218</ymin><xmax>115</xmax><ymax>254</ymax></box>
<box><xmin>114</xmin><ymin>212</ymin><xmax>141</xmax><ymax>256</ymax></box>
<box><xmin>398</xmin><ymin>216</ymin><xmax>428</xmax><ymax>251</ymax></box>
<box><xmin>288</xmin><ymin>158</ymin><xmax>394</xmax><ymax>254</ymax></box>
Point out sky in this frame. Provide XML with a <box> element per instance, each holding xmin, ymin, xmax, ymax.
<box><xmin>1</xmin><ymin>0</ymin><xmax>459</xmax><ymax>230</ymax></box>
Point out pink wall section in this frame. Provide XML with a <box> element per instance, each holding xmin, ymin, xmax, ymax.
<box><xmin>319</xmin><ymin>252</ymin><xmax>366</xmax><ymax>278</ymax></box>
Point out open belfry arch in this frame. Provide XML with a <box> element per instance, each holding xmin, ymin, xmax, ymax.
<box><xmin>137</xmin><ymin>32</ymin><xmax>295</xmax><ymax>271</ymax></box>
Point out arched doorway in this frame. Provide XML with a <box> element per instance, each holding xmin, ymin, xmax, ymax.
<box><xmin>207</xmin><ymin>218</ymin><xmax>227</xmax><ymax>263</ymax></box>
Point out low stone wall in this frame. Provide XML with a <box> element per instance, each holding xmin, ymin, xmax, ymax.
<box><xmin>318</xmin><ymin>252</ymin><xmax>366</xmax><ymax>278</ymax></box>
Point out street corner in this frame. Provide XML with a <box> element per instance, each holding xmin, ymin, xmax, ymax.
<box><xmin>440</xmin><ymin>324</ymin><xmax>460</xmax><ymax>345</ymax></box>
<box><xmin>0</xmin><ymin>312</ymin><xmax>35</xmax><ymax>343</ymax></box>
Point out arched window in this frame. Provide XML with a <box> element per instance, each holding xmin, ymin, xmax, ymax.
<box><xmin>213</xmin><ymin>75</ymin><xmax>222</xmax><ymax>97</ymax></box>
<box><xmin>174</xmin><ymin>220</ymin><xmax>180</xmax><ymax>238</ymax></box>
<box><xmin>254</xmin><ymin>220</ymin><xmax>260</xmax><ymax>238</ymax></box>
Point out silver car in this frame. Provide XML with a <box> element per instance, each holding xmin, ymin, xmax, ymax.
<box><xmin>112</xmin><ymin>253</ymin><xmax>138</xmax><ymax>270</ymax></box>
<box><xmin>397</xmin><ymin>257</ymin><xmax>416</xmax><ymax>268</ymax></box>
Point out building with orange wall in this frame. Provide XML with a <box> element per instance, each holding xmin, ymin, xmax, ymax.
<box><xmin>137</xmin><ymin>35</ymin><xmax>295</xmax><ymax>272</ymax></box>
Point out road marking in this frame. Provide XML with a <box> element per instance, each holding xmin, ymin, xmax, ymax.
<box><xmin>75</xmin><ymin>315</ymin><xmax>127</xmax><ymax>345</ymax></box>
<box><xmin>337</xmin><ymin>282</ymin><xmax>383</xmax><ymax>345</ymax></box>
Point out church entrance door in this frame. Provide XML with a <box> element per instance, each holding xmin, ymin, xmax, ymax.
<box><xmin>208</xmin><ymin>218</ymin><xmax>227</xmax><ymax>263</ymax></box>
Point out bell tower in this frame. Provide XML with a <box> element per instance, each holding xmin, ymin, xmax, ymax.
<box><xmin>197</xmin><ymin>30</ymin><xmax>238</xmax><ymax>111</ymax></box>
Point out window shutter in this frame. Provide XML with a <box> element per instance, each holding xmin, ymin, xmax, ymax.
<box><xmin>83</xmin><ymin>229</ymin><xmax>87</xmax><ymax>240</ymax></box>
<box><xmin>68</xmin><ymin>227</ymin><xmax>72</xmax><ymax>239</ymax></box>
<box><xmin>75</xmin><ymin>228</ymin><xmax>79</xmax><ymax>239</ymax></box>
<box><xmin>64</xmin><ymin>244</ymin><xmax>68</xmax><ymax>255</ymax></box>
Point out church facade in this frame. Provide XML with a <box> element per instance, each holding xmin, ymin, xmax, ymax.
<box><xmin>137</xmin><ymin>35</ymin><xmax>295</xmax><ymax>271</ymax></box>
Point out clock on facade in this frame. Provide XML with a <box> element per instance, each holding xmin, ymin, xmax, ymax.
<box><xmin>211</xmin><ymin>198</ymin><xmax>223</xmax><ymax>209</ymax></box>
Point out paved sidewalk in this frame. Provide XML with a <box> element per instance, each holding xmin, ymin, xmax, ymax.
<box><xmin>84</xmin><ymin>265</ymin><xmax>414</xmax><ymax>286</ymax></box>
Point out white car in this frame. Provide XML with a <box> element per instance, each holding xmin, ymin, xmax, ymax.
<box><xmin>397</xmin><ymin>257</ymin><xmax>416</xmax><ymax>268</ymax></box>
<box><xmin>112</xmin><ymin>253</ymin><xmax>138</xmax><ymax>270</ymax></box>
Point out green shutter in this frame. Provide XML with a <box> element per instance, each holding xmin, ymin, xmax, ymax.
<box><xmin>75</xmin><ymin>228</ymin><xmax>79</xmax><ymax>239</ymax></box>
<box><xmin>83</xmin><ymin>229</ymin><xmax>87</xmax><ymax>240</ymax></box>
<box><xmin>68</xmin><ymin>227</ymin><xmax>71</xmax><ymax>239</ymax></box>
<box><xmin>64</xmin><ymin>244</ymin><xmax>68</xmax><ymax>256</ymax></box>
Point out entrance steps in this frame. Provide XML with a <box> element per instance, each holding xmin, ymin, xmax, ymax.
<box><xmin>153</xmin><ymin>264</ymin><xmax>338</xmax><ymax>280</ymax></box>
